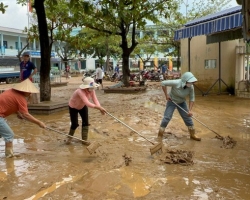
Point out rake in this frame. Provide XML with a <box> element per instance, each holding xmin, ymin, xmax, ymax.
<box><xmin>46</xmin><ymin>127</ymin><xmax>101</xmax><ymax>154</ymax></box>
<box><xmin>171</xmin><ymin>100</ymin><xmax>236</xmax><ymax>148</ymax></box>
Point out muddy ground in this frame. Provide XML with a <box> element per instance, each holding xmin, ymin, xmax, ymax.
<box><xmin>0</xmin><ymin>76</ymin><xmax>250</xmax><ymax>200</ymax></box>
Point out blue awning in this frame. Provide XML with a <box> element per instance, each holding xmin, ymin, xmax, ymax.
<box><xmin>174</xmin><ymin>6</ymin><xmax>243</xmax><ymax>40</ymax></box>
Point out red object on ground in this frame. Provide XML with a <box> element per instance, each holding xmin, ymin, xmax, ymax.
<box><xmin>129</xmin><ymin>81</ymin><xmax>135</xmax><ymax>86</ymax></box>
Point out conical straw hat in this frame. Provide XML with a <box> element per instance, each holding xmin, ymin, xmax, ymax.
<box><xmin>13</xmin><ymin>79</ymin><xmax>39</xmax><ymax>93</ymax></box>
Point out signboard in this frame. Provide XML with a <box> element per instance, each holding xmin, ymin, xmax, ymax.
<box><xmin>30</xmin><ymin>51</ymin><xmax>55</xmax><ymax>57</ymax></box>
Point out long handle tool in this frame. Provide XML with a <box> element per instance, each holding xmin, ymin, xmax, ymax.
<box><xmin>106</xmin><ymin>112</ymin><xmax>162</xmax><ymax>155</ymax></box>
<box><xmin>171</xmin><ymin>100</ymin><xmax>224</xmax><ymax>139</ymax></box>
<box><xmin>46</xmin><ymin>127</ymin><xmax>101</xmax><ymax>154</ymax></box>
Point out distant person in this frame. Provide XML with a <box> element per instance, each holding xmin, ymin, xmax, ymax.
<box><xmin>114</xmin><ymin>64</ymin><xmax>120</xmax><ymax>82</ymax></box>
<box><xmin>157</xmin><ymin>72</ymin><xmax>201</xmax><ymax>141</ymax></box>
<box><xmin>95</xmin><ymin>64</ymin><xmax>104</xmax><ymax>89</ymax></box>
<box><xmin>20</xmin><ymin>51</ymin><xmax>37</xmax><ymax>82</ymax></box>
<box><xmin>66</xmin><ymin>77</ymin><xmax>107</xmax><ymax>145</ymax></box>
<box><xmin>161</xmin><ymin>63</ymin><xmax>167</xmax><ymax>79</ymax></box>
<box><xmin>65</xmin><ymin>65</ymin><xmax>70</xmax><ymax>79</ymax></box>
<box><xmin>114</xmin><ymin>64</ymin><xmax>120</xmax><ymax>76</ymax></box>
<box><xmin>101</xmin><ymin>65</ymin><xmax>105</xmax><ymax>78</ymax></box>
<box><xmin>109</xmin><ymin>65</ymin><xmax>113</xmax><ymax>73</ymax></box>
<box><xmin>0</xmin><ymin>79</ymin><xmax>46</xmax><ymax>158</ymax></box>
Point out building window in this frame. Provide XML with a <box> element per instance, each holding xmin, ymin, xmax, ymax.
<box><xmin>135</xmin><ymin>31</ymin><xmax>140</xmax><ymax>39</ymax></box>
<box><xmin>15</xmin><ymin>42</ymin><xmax>22</xmax><ymax>49</ymax></box>
<box><xmin>205</xmin><ymin>59</ymin><xmax>216</xmax><ymax>69</ymax></box>
<box><xmin>3</xmin><ymin>41</ymin><xmax>7</xmax><ymax>48</ymax></box>
<box><xmin>144</xmin><ymin>30</ymin><xmax>154</xmax><ymax>38</ymax></box>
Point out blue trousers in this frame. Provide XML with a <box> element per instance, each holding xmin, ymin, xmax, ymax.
<box><xmin>0</xmin><ymin>117</ymin><xmax>14</xmax><ymax>142</ymax></box>
<box><xmin>160</xmin><ymin>101</ymin><xmax>193</xmax><ymax>128</ymax></box>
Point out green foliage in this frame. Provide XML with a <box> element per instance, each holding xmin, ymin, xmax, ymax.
<box><xmin>71</xmin><ymin>0</ymin><xmax>177</xmax><ymax>33</ymax></box>
<box><xmin>68</xmin><ymin>0</ymin><xmax>178</xmax><ymax>86</ymax></box>
<box><xmin>71</xmin><ymin>28</ymin><xmax>122</xmax><ymax>61</ymax></box>
<box><xmin>132</xmin><ymin>36</ymin><xmax>157</xmax><ymax>66</ymax></box>
<box><xmin>236</xmin><ymin>0</ymin><xmax>242</xmax><ymax>5</ymax></box>
<box><xmin>0</xmin><ymin>2</ymin><xmax>8</xmax><ymax>13</ymax></box>
<box><xmin>154</xmin><ymin>0</ymin><xmax>232</xmax><ymax>65</ymax></box>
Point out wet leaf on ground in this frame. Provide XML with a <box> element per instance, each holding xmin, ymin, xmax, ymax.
<box><xmin>123</xmin><ymin>154</ymin><xmax>132</xmax><ymax>166</ymax></box>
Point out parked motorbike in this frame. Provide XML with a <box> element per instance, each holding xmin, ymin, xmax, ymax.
<box><xmin>149</xmin><ymin>71</ymin><xmax>161</xmax><ymax>81</ymax></box>
<box><xmin>103</xmin><ymin>72</ymin><xmax>111</xmax><ymax>81</ymax></box>
<box><xmin>141</xmin><ymin>70</ymin><xmax>162</xmax><ymax>81</ymax></box>
<box><xmin>129</xmin><ymin>73</ymin><xmax>140</xmax><ymax>82</ymax></box>
<box><xmin>110</xmin><ymin>72</ymin><xmax>118</xmax><ymax>82</ymax></box>
<box><xmin>109</xmin><ymin>72</ymin><xmax>122</xmax><ymax>82</ymax></box>
<box><xmin>82</xmin><ymin>70</ymin><xmax>96</xmax><ymax>81</ymax></box>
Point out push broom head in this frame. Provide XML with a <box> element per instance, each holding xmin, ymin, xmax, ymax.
<box><xmin>150</xmin><ymin>142</ymin><xmax>163</xmax><ymax>155</ymax></box>
<box><xmin>86</xmin><ymin>142</ymin><xmax>102</xmax><ymax>154</ymax></box>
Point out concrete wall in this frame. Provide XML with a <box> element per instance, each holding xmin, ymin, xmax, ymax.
<box><xmin>86</xmin><ymin>58</ymin><xmax>96</xmax><ymax>70</ymax></box>
<box><xmin>180</xmin><ymin>35</ymin><xmax>241</xmax><ymax>94</ymax></box>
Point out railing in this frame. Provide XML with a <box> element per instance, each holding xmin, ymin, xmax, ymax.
<box><xmin>1</xmin><ymin>49</ymin><xmax>18</xmax><ymax>57</ymax></box>
<box><xmin>0</xmin><ymin>67</ymin><xmax>15</xmax><ymax>71</ymax></box>
<box><xmin>1</xmin><ymin>48</ymin><xmax>57</xmax><ymax>57</ymax></box>
<box><xmin>33</xmin><ymin>71</ymin><xmax>62</xmax><ymax>83</ymax></box>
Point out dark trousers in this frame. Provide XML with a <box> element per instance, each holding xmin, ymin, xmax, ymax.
<box><xmin>69</xmin><ymin>106</ymin><xmax>89</xmax><ymax>130</ymax></box>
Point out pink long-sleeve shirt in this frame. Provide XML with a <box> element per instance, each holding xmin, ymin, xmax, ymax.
<box><xmin>68</xmin><ymin>89</ymin><xmax>100</xmax><ymax>110</ymax></box>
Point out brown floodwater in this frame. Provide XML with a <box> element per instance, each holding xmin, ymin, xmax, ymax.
<box><xmin>0</xmin><ymin>85</ymin><xmax>250</xmax><ymax>199</ymax></box>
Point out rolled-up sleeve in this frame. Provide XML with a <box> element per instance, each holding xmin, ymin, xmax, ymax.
<box><xmin>189</xmin><ymin>87</ymin><xmax>195</xmax><ymax>102</ymax></box>
<box><xmin>161</xmin><ymin>80</ymin><xmax>179</xmax><ymax>87</ymax></box>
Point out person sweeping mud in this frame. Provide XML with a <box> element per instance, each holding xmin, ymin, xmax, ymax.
<box><xmin>66</xmin><ymin>77</ymin><xmax>106</xmax><ymax>145</ymax></box>
<box><xmin>0</xmin><ymin>79</ymin><xmax>46</xmax><ymax>158</ymax></box>
<box><xmin>158</xmin><ymin>72</ymin><xmax>201</xmax><ymax>141</ymax></box>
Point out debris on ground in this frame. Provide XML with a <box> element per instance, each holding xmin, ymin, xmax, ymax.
<box><xmin>215</xmin><ymin>135</ymin><xmax>237</xmax><ymax>149</ymax></box>
<box><xmin>123</xmin><ymin>154</ymin><xmax>132</xmax><ymax>166</ymax></box>
<box><xmin>160</xmin><ymin>149</ymin><xmax>194</xmax><ymax>166</ymax></box>
<box><xmin>221</xmin><ymin>136</ymin><xmax>237</xmax><ymax>149</ymax></box>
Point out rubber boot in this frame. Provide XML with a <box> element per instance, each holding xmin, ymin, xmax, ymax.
<box><xmin>5</xmin><ymin>142</ymin><xmax>14</xmax><ymax>158</ymax></box>
<box><xmin>65</xmin><ymin>129</ymin><xmax>75</xmax><ymax>145</ymax></box>
<box><xmin>81</xmin><ymin>126</ymin><xmax>90</xmax><ymax>146</ymax></box>
<box><xmin>157</xmin><ymin>127</ymin><xmax>165</xmax><ymax>140</ymax></box>
<box><xmin>188</xmin><ymin>126</ymin><xmax>201</xmax><ymax>141</ymax></box>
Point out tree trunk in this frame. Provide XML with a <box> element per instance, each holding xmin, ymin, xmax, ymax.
<box><xmin>105</xmin><ymin>37</ymin><xmax>110</xmax><ymax>72</ymax></box>
<box><xmin>34</xmin><ymin>0</ymin><xmax>51</xmax><ymax>101</ymax></box>
<box><xmin>120</xmin><ymin>22</ymin><xmax>138</xmax><ymax>86</ymax></box>
<box><xmin>122</xmin><ymin>50</ymin><xmax>130</xmax><ymax>86</ymax></box>
<box><xmin>120</xmin><ymin>37</ymin><xmax>132</xmax><ymax>86</ymax></box>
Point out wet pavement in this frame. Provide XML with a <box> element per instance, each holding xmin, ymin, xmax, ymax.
<box><xmin>0</xmin><ymin>79</ymin><xmax>250</xmax><ymax>199</ymax></box>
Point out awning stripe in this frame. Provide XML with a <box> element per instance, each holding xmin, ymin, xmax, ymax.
<box><xmin>174</xmin><ymin>6</ymin><xmax>243</xmax><ymax>41</ymax></box>
<box><xmin>174</xmin><ymin>12</ymin><xmax>242</xmax><ymax>40</ymax></box>
<box><xmin>185</xmin><ymin>5</ymin><xmax>242</xmax><ymax>26</ymax></box>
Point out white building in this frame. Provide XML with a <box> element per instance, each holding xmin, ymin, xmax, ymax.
<box><xmin>0</xmin><ymin>26</ymin><xmax>58</xmax><ymax>72</ymax></box>
<box><xmin>0</xmin><ymin>24</ymin><xmax>174</xmax><ymax>73</ymax></box>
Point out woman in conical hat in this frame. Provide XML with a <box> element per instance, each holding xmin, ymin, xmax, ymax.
<box><xmin>0</xmin><ymin>79</ymin><xmax>46</xmax><ymax>158</ymax></box>
<box><xmin>66</xmin><ymin>77</ymin><xmax>107</xmax><ymax>145</ymax></box>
